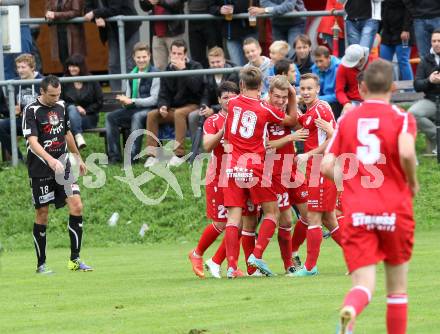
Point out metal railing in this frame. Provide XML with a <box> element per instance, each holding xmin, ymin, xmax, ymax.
<box><xmin>0</xmin><ymin>9</ymin><xmax>345</xmax><ymax>167</ymax></box>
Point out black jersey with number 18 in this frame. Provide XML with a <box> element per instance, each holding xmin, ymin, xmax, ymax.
<box><xmin>22</xmin><ymin>99</ymin><xmax>71</xmax><ymax>178</ymax></box>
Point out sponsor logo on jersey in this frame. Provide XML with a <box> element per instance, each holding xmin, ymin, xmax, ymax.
<box><xmin>43</xmin><ymin>137</ymin><xmax>64</xmax><ymax>151</ymax></box>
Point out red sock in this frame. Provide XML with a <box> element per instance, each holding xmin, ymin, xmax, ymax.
<box><xmin>225</xmin><ymin>224</ymin><xmax>239</xmax><ymax>270</ymax></box>
<box><xmin>292</xmin><ymin>218</ymin><xmax>308</xmax><ymax>253</ymax></box>
<box><xmin>330</xmin><ymin>225</ymin><xmax>342</xmax><ymax>247</ymax></box>
<box><xmin>387</xmin><ymin>294</ymin><xmax>408</xmax><ymax>334</ymax></box>
<box><xmin>241</xmin><ymin>230</ymin><xmax>256</xmax><ymax>274</ymax></box>
<box><xmin>343</xmin><ymin>285</ymin><xmax>372</xmax><ymax>317</ymax></box>
<box><xmin>195</xmin><ymin>223</ymin><xmax>223</xmax><ymax>256</ymax></box>
<box><xmin>211</xmin><ymin>237</ymin><xmax>226</xmax><ymax>265</ymax></box>
<box><xmin>253</xmin><ymin>217</ymin><xmax>277</xmax><ymax>259</ymax></box>
<box><xmin>304</xmin><ymin>226</ymin><xmax>323</xmax><ymax>270</ymax></box>
<box><xmin>278</xmin><ymin>226</ymin><xmax>293</xmax><ymax>269</ymax></box>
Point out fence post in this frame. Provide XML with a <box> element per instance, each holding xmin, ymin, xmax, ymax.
<box><xmin>0</xmin><ymin>7</ymin><xmax>6</xmax><ymax>83</ymax></box>
<box><xmin>117</xmin><ymin>16</ymin><xmax>127</xmax><ymax>90</ymax></box>
<box><xmin>7</xmin><ymin>83</ymin><xmax>18</xmax><ymax>166</ymax></box>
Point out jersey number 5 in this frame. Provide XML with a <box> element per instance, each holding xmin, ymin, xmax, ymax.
<box><xmin>357</xmin><ymin>118</ymin><xmax>380</xmax><ymax>164</ymax></box>
<box><xmin>231</xmin><ymin>107</ymin><xmax>257</xmax><ymax>139</ymax></box>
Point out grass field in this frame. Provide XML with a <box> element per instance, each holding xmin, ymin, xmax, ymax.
<box><xmin>1</xmin><ymin>230</ymin><xmax>439</xmax><ymax>334</ymax></box>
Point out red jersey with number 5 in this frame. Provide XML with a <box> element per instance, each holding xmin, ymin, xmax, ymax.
<box><xmin>326</xmin><ymin>100</ymin><xmax>417</xmax><ymax>214</ymax></box>
<box><xmin>203</xmin><ymin>112</ymin><xmax>226</xmax><ymax>182</ymax></box>
<box><xmin>224</xmin><ymin>94</ymin><xmax>285</xmax><ymax>172</ymax></box>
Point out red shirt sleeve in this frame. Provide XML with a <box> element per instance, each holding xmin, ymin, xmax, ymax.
<box><xmin>335</xmin><ymin>65</ymin><xmax>350</xmax><ymax>106</ymax></box>
<box><xmin>203</xmin><ymin>115</ymin><xmax>218</xmax><ymax>135</ymax></box>
<box><xmin>260</xmin><ymin>101</ymin><xmax>285</xmax><ymax>124</ymax></box>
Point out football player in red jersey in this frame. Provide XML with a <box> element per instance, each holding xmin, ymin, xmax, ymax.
<box><xmin>188</xmin><ymin>81</ymin><xmax>240</xmax><ymax>279</ymax></box>
<box><xmin>292</xmin><ymin>73</ymin><xmax>342</xmax><ymax>277</ymax></box>
<box><xmin>222</xmin><ymin>67</ymin><xmax>297</xmax><ymax>278</ymax></box>
<box><xmin>322</xmin><ymin>59</ymin><xmax>418</xmax><ymax>334</ymax></box>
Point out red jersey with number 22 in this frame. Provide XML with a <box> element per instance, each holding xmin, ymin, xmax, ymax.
<box><xmin>327</xmin><ymin>100</ymin><xmax>417</xmax><ymax>214</ymax></box>
<box><xmin>224</xmin><ymin>94</ymin><xmax>285</xmax><ymax>173</ymax></box>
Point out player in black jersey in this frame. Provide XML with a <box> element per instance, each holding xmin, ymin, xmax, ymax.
<box><xmin>22</xmin><ymin>75</ymin><xmax>92</xmax><ymax>274</ymax></box>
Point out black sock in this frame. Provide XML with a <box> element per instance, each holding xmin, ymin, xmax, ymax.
<box><xmin>33</xmin><ymin>223</ymin><xmax>47</xmax><ymax>267</ymax></box>
<box><xmin>68</xmin><ymin>215</ymin><xmax>83</xmax><ymax>261</ymax></box>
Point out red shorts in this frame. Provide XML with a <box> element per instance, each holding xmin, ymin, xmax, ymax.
<box><xmin>223</xmin><ymin>174</ymin><xmax>277</xmax><ymax>208</ymax></box>
<box><xmin>206</xmin><ymin>182</ymin><xmax>227</xmax><ymax>223</ymax></box>
<box><xmin>342</xmin><ymin>211</ymin><xmax>415</xmax><ymax>273</ymax></box>
<box><xmin>207</xmin><ymin>181</ymin><xmax>256</xmax><ymax>221</ymax></box>
<box><xmin>272</xmin><ymin>175</ymin><xmax>291</xmax><ymax>212</ymax></box>
<box><xmin>307</xmin><ymin>175</ymin><xmax>337</xmax><ymax>212</ymax></box>
<box><xmin>288</xmin><ymin>182</ymin><xmax>308</xmax><ymax>205</ymax></box>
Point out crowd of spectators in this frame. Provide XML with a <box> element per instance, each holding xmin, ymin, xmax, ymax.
<box><xmin>1</xmin><ymin>0</ymin><xmax>440</xmax><ymax>161</ymax></box>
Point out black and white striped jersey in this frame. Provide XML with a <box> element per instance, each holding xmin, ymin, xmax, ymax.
<box><xmin>22</xmin><ymin>98</ymin><xmax>71</xmax><ymax>178</ymax></box>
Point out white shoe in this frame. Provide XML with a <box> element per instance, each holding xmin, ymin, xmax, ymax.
<box><xmin>74</xmin><ymin>133</ymin><xmax>86</xmax><ymax>149</ymax></box>
<box><xmin>144</xmin><ymin>156</ymin><xmax>159</xmax><ymax>168</ymax></box>
<box><xmin>204</xmin><ymin>258</ymin><xmax>221</xmax><ymax>278</ymax></box>
<box><xmin>247</xmin><ymin>269</ymin><xmax>264</xmax><ymax>277</ymax></box>
<box><xmin>167</xmin><ymin>155</ymin><xmax>185</xmax><ymax>167</ymax></box>
<box><xmin>433</xmin><ymin>147</ymin><xmax>437</xmax><ymax>155</ymax></box>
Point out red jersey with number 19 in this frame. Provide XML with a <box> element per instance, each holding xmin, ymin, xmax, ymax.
<box><xmin>224</xmin><ymin>94</ymin><xmax>285</xmax><ymax>173</ymax></box>
<box><xmin>327</xmin><ymin>100</ymin><xmax>417</xmax><ymax>215</ymax></box>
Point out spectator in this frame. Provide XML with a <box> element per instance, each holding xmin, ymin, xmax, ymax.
<box><xmin>188</xmin><ymin>47</ymin><xmax>239</xmax><ymax>149</ymax></box>
<box><xmin>187</xmin><ymin>0</ymin><xmax>222</xmax><ymax>67</ymax></box>
<box><xmin>45</xmin><ymin>0</ymin><xmax>87</xmax><ymax>65</ymax></box>
<box><xmin>0</xmin><ymin>88</ymin><xmax>7</xmax><ymax>119</ymax></box>
<box><xmin>105</xmin><ymin>42</ymin><xmax>159</xmax><ymax>164</ymax></box>
<box><xmin>317</xmin><ymin>0</ymin><xmax>345</xmax><ymax>56</ymax></box>
<box><xmin>268</xmin><ymin>41</ymin><xmax>300</xmax><ymax>86</ymax></box>
<box><xmin>311</xmin><ymin>45</ymin><xmax>342</xmax><ymax>118</ymax></box>
<box><xmin>209</xmin><ymin>0</ymin><xmax>259</xmax><ymax>66</ymax></box>
<box><xmin>2</xmin><ymin>0</ymin><xmax>34</xmax><ymax>80</ymax></box>
<box><xmin>243</xmin><ymin>38</ymin><xmax>271</xmax><ymax>96</ymax></box>
<box><xmin>380</xmin><ymin>0</ymin><xmax>414</xmax><ymax>81</ymax></box>
<box><xmin>0</xmin><ymin>54</ymin><xmax>42</xmax><ymax>161</ymax></box>
<box><xmin>139</xmin><ymin>0</ymin><xmax>185</xmax><ymax>71</ymax></box>
<box><xmin>144</xmin><ymin>40</ymin><xmax>204</xmax><ymax>167</ymax></box>
<box><xmin>84</xmin><ymin>0</ymin><xmax>141</xmax><ymax>91</ymax></box>
<box><xmin>336</xmin><ymin>44</ymin><xmax>370</xmax><ymax>113</ymax></box>
<box><xmin>274</xmin><ymin>58</ymin><xmax>299</xmax><ymax>86</ymax></box>
<box><xmin>402</xmin><ymin>0</ymin><xmax>440</xmax><ymax>59</ymax></box>
<box><xmin>342</xmin><ymin>0</ymin><xmax>381</xmax><ymax>51</ymax></box>
<box><xmin>62</xmin><ymin>54</ymin><xmax>103</xmax><ymax>150</ymax></box>
<box><xmin>409</xmin><ymin>29</ymin><xmax>440</xmax><ymax>154</ymax></box>
<box><xmin>249</xmin><ymin>0</ymin><xmax>306</xmax><ymax>58</ymax></box>
<box><xmin>291</xmin><ymin>34</ymin><xmax>313</xmax><ymax>74</ymax></box>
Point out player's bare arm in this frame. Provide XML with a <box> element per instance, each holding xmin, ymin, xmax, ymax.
<box><xmin>281</xmin><ymin>85</ymin><xmax>299</xmax><ymax>127</ymax></box>
<box><xmin>203</xmin><ymin>129</ymin><xmax>224</xmax><ymax>153</ymax></box>
<box><xmin>268</xmin><ymin>128</ymin><xmax>308</xmax><ymax>149</ymax></box>
<box><xmin>315</xmin><ymin>118</ymin><xmax>334</xmax><ymax>137</ymax></box>
<box><xmin>320</xmin><ymin>153</ymin><xmax>337</xmax><ymax>181</ymax></box>
<box><xmin>398</xmin><ymin>132</ymin><xmax>419</xmax><ymax>196</ymax></box>
<box><xmin>66</xmin><ymin>130</ymin><xmax>87</xmax><ymax>176</ymax></box>
<box><xmin>28</xmin><ymin>135</ymin><xmax>65</xmax><ymax>174</ymax></box>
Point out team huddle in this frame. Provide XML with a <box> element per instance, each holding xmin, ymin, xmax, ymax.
<box><xmin>21</xmin><ymin>59</ymin><xmax>417</xmax><ymax>334</ymax></box>
<box><xmin>188</xmin><ymin>60</ymin><xmax>418</xmax><ymax>334</ymax></box>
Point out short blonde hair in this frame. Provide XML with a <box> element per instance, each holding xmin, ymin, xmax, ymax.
<box><xmin>269</xmin><ymin>40</ymin><xmax>290</xmax><ymax>57</ymax></box>
<box><xmin>207</xmin><ymin>46</ymin><xmax>225</xmax><ymax>58</ymax></box>
<box><xmin>269</xmin><ymin>75</ymin><xmax>291</xmax><ymax>93</ymax></box>
<box><xmin>15</xmin><ymin>53</ymin><xmax>36</xmax><ymax>70</ymax></box>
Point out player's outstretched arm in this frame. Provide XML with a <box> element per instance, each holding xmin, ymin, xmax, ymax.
<box><xmin>321</xmin><ymin>153</ymin><xmax>337</xmax><ymax>181</ymax></box>
<box><xmin>66</xmin><ymin>131</ymin><xmax>87</xmax><ymax>176</ymax></box>
<box><xmin>281</xmin><ymin>85</ymin><xmax>299</xmax><ymax>127</ymax></box>
<box><xmin>398</xmin><ymin>132</ymin><xmax>419</xmax><ymax>196</ymax></box>
<box><xmin>268</xmin><ymin>128</ymin><xmax>308</xmax><ymax>149</ymax></box>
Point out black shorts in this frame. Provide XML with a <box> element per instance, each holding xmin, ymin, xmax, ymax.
<box><xmin>30</xmin><ymin>175</ymin><xmax>80</xmax><ymax>209</ymax></box>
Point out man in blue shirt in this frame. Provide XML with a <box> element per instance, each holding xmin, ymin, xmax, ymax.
<box><xmin>311</xmin><ymin>45</ymin><xmax>342</xmax><ymax>118</ymax></box>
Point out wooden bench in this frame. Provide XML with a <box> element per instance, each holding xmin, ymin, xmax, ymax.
<box><xmin>391</xmin><ymin>80</ymin><xmax>424</xmax><ymax>104</ymax></box>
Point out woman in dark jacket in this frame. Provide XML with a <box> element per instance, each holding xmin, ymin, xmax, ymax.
<box><xmin>380</xmin><ymin>0</ymin><xmax>414</xmax><ymax>80</ymax></box>
<box><xmin>62</xmin><ymin>54</ymin><xmax>103</xmax><ymax>149</ymax></box>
